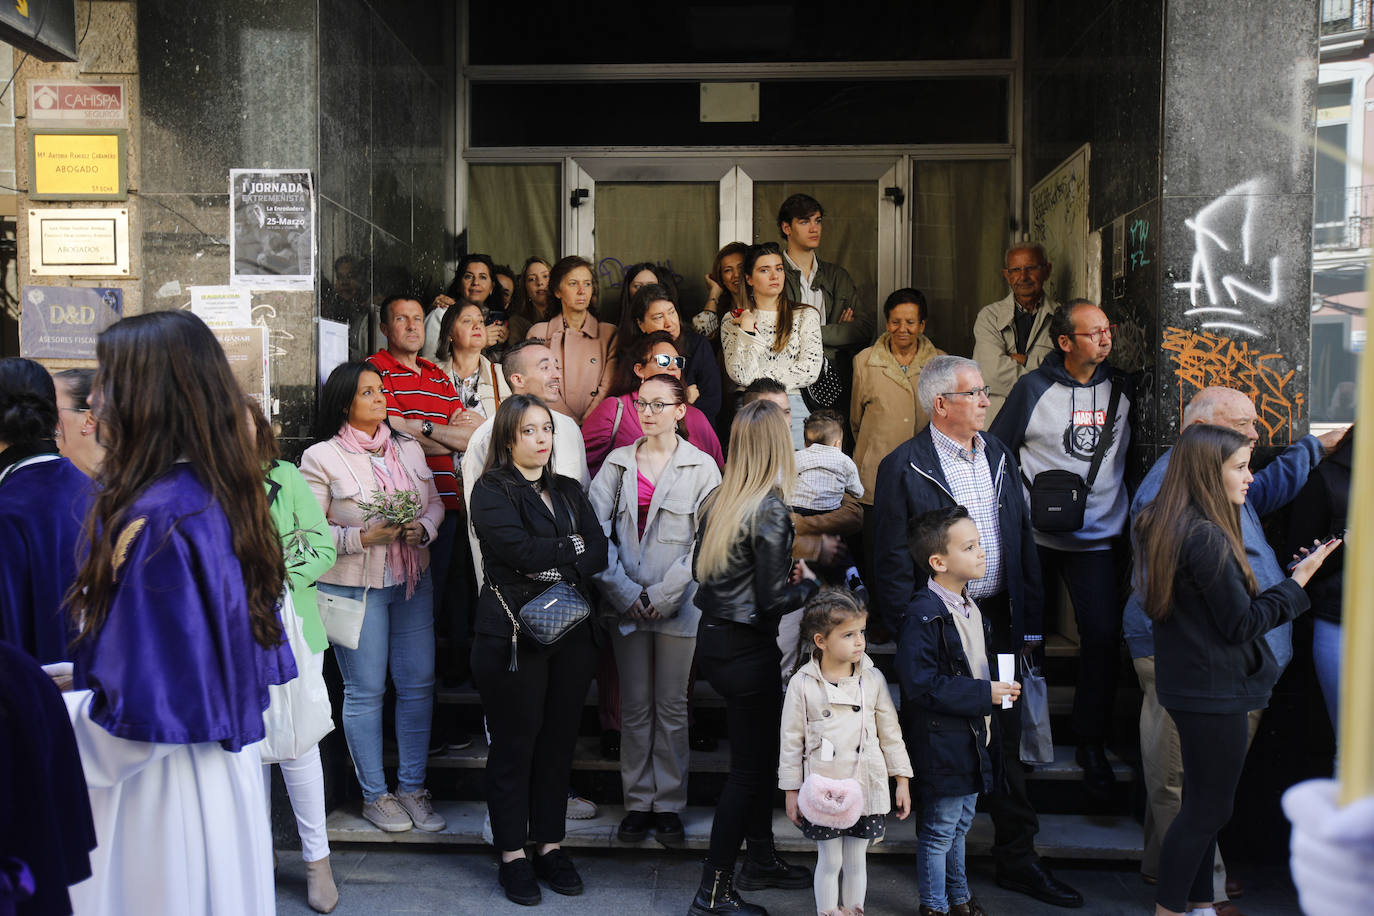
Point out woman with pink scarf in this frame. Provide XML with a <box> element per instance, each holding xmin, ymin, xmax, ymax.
<box><xmin>301</xmin><ymin>361</ymin><xmax>446</xmax><ymax>835</ymax></box>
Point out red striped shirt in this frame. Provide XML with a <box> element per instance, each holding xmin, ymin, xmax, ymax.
<box><xmin>368</xmin><ymin>348</ymin><xmax>462</xmax><ymax>510</ymax></box>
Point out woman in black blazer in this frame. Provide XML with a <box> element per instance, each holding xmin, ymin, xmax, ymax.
<box><xmin>470</xmin><ymin>394</ymin><xmax>608</xmax><ymax>907</ymax></box>
<box><xmin>1133</xmin><ymin>424</ymin><xmax>1339</xmax><ymax>916</ymax></box>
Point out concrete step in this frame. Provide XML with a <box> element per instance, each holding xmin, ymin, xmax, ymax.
<box><xmin>325</xmin><ymin>801</ymin><xmax>1143</xmax><ymax>861</ymax></box>
<box><xmin>408</xmin><ymin>736</ymin><xmax>1133</xmax><ymax>782</ymax></box>
<box><xmin>437</xmin><ymin>680</ymin><xmax>1136</xmax><ymax>721</ymax></box>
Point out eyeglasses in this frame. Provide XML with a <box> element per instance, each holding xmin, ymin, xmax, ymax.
<box><xmin>1070</xmin><ymin>324</ymin><xmax>1117</xmax><ymax>343</ymax></box>
<box><xmin>632</xmin><ymin>398</ymin><xmax>680</xmax><ymax>415</ymax></box>
<box><xmin>939</xmin><ymin>386</ymin><xmax>992</xmax><ymax>400</ymax></box>
<box><xmin>58</xmin><ymin>406</ymin><xmax>89</xmax><ymax>414</ymax></box>
<box><xmin>645</xmin><ymin>354</ymin><xmax>686</xmax><ymax>370</ymax></box>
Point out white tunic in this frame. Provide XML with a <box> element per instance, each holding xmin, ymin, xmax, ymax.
<box><xmin>64</xmin><ymin>690</ymin><xmax>276</xmax><ymax>916</ymax></box>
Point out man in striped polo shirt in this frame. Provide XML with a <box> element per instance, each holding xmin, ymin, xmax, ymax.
<box><xmin>370</xmin><ymin>294</ymin><xmax>484</xmax><ymax>750</ymax></box>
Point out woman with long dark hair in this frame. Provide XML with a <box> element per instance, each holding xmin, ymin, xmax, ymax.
<box><xmin>688</xmin><ymin>399</ymin><xmax>819</xmax><ymax>916</ymax></box>
<box><xmin>693</xmin><ymin>241</ymin><xmax>750</xmax><ymax>339</ymax></box>
<box><xmin>301</xmin><ymin>360</ymin><xmax>446</xmax><ymax>835</ymax></box>
<box><xmin>248</xmin><ymin>400</ymin><xmax>340</xmax><ymax>913</ymax></box>
<box><xmin>1133</xmin><ymin>424</ymin><xmax>1338</xmax><ymax>916</ymax></box>
<box><xmin>509</xmin><ymin>255</ymin><xmax>553</xmax><ymax>344</ymax></box>
<box><xmin>614</xmin><ymin>282</ymin><xmax>722</xmax><ymax>423</ymax></box>
<box><xmin>582</xmin><ymin>330</ymin><xmax>723</xmax><ymax>476</ymax></box>
<box><xmin>469</xmin><ymin>394</ymin><xmax>608</xmax><ymax>905</ymax></box>
<box><xmin>720</xmin><ymin>242</ymin><xmax>823</xmax><ymax>448</ymax></box>
<box><xmin>61</xmin><ymin>311</ymin><xmax>295</xmax><ymax>914</ymax></box>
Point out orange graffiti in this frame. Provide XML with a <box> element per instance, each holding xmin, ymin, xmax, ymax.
<box><xmin>1161</xmin><ymin>327</ymin><xmax>1305</xmax><ymax>445</ymax></box>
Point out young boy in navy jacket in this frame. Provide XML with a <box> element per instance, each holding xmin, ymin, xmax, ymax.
<box><xmin>897</xmin><ymin>506</ymin><xmax>1021</xmax><ymax>916</ymax></box>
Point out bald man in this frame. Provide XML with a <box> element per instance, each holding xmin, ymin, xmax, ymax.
<box><xmin>1122</xmin><ymin>386</ymin><xmax>1346</xmax><ymax>905</ymax></box>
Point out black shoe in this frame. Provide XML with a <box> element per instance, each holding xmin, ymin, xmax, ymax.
<box><xmin>449</xmin><ymin>732</ymin><xmax>473</xmax><ymax>751</ymax></box>
<box><xmin>498</xmin><ymin>857</ymin><xmax>541</xmax><ymax>906</ymax></box>
<box><xmin>601</xmin><ymin>728</ymin><xmax>621</xmax><ymax>760</ymax></box>
<box><xmin>689</xmin><ymin>728</ymin><xmax>718</xmax><ymax>752</ymax></box>
<box><xmin>735</xmin><ymin>840</ymin><xmax>811</xmax><ymax>890</ymax></box>
<box><xmin>688</xmin><ymin>862</ymin><xmax>767</xmax><ymax>915</ymax></box>
<box><xmin>532</xmin><ymin>847</ymin><xmax>583</xmax><ymax>896</ymax></box>
<box><xmin>1075</xmin><ymin>742</ymin><xmax>1115</xmax><ymax>802</ymax></box>
<box><xmin>654</xmin><ymin>811</ymin><xmax>685</xmax><ymax>845</ymax></box>
<box><xmin>618</xmin><ymin>810</ymin><xmax>652</xmax><ymax>843</ymax></box>
<box><xmin>995</xmin><ymin>860</ymin><xmax>1084</xmax><ymax>908</ymax></box>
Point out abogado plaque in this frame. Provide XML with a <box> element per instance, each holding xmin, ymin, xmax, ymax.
<box><xmin>28</xmin><ymin>207</ymin><xmax>130</xmax><ymax>277</ymax></box>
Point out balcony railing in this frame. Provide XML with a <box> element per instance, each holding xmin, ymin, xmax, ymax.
<box><xmin>1322</xmin><ymin>0</ymin><xmax>1371</xmax><ymax>37</ymax></box>
<box><xmin>1314</xmin><ymin>184</ymin><xmax>1374</xmax><ymax>249</ymax></box>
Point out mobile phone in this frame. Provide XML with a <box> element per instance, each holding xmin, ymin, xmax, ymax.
<box><xmin>485</xmin><ymin>309</ymin><xmax>508</xmax><ymax>325</ymax></box>
<box><xmin>1286</xmin><ymin>532</ymin><xmax>1343</xmax><ymax>572</ymax></box>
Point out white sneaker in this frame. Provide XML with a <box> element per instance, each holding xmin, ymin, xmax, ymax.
<box><xmin>566</xmin><ymin>792</ymin><xmax>597</xmax><ymax>819</ymax></box>
<box><xmin>362</xmin><ymin>793</ymin><xmax>413</xmax><ymax>832</ymax></box>
<box><xmin>395</xmin><ymin>788</ymin><xmax>446</xmax><ymax>832</ymax></box>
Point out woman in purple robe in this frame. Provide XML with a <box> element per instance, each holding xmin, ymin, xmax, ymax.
<box><xmin>60</xmin><ymin>311</ymin><xmax>295</xmax><ymax>916</ymax></box>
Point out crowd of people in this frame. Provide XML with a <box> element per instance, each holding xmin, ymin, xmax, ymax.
<box><xmin>0</xmin><ymin>191</ymin><xmax>1355</xmax><ymax>916</ymax></box>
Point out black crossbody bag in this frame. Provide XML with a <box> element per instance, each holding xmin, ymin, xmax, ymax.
<box><xmin>1022</xmin><ymin>380</ymin><xmax>1121</xmax><ymax>533</ymax></box>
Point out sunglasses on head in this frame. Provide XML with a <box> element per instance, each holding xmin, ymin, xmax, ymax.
<box><xmin>645</xmin><ymin>353</ymin><xmax>686</xmax><ymax>370</ymax></box>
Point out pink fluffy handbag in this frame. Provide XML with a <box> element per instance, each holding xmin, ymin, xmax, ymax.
<box><xmin>796</xmin><ymin>675</ymin><xmax>867</xmax><ymax>829</ymax></box>
<box><xmin>797</xmin><ymin>773</ymin><xmax>865</xmax><ymax>828</ymax></box>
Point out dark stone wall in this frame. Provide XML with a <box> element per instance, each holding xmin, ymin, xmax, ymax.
<box><xmin>136</xmin><ymin>0</ymin><xmax>454</xmax><ymax>456</ymax></box>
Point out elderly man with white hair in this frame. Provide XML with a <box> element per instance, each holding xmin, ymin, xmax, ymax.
<box><xmin>872</xmin><ymin>354</ymin><xmax>1084</xmax><ymax>909</ymax></box>
<box><xmin>1122</xmin><ymin>385</ymin><xmax>1347</xmax><ymax>912</ymax></box>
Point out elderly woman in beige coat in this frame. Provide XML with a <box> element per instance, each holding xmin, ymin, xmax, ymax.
<box><xmin>851</xmin><ymin>289</ymin><xmax>944</xmax><ymax>592</ymax></box>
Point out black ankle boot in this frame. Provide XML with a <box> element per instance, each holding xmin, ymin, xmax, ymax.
<box><xmin>687</xmin><ymin>862</ymin><xmax>767</xmax><ymax>915</ymax></box>
<box><xmin>735</xmin><ymin>838</ymin><xmax>811</xmax><ymax>890</ymax></box>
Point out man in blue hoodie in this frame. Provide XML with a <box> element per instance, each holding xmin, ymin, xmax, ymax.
<box><xmin>1122</xmin><ymin>386</ymin><xmax>1344</xmax><ymax>904</ymax></box>
<box><xmin>989</xmin><ymin>300</ymin><xmax>1132</xmax><ymax>803</ymax></box>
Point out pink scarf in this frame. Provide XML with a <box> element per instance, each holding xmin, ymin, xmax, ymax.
<box><xmin>335</xmin><ymin>422</ymin><xmax>422</xmax><ymax>597</ymax></box>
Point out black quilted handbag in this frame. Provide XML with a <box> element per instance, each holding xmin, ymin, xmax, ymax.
<box><xmin>804</xmin><ymin>358</ymin><xmax>843</xmax><ymax>409</ymax></box>
<box><xmin>491</xmin><ymin>580</ymin><xmax>590</xmax><ymax>670</ymax></box>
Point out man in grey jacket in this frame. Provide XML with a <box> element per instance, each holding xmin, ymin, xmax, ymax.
<box><xmin>778</xmin><ymin>193</ymin><xmax>874</xmax><ymax>355</ymax></box>
<box><xmin>973</xmin><ymin>242</ymin><xmax>1062</xmax><ymax>422</ymax></box>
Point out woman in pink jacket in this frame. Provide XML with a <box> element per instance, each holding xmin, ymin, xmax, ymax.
<box><xmin>582</xmin><ymin>331</ymin><xmax>724</xmax><ymax>478</ymax></box>
<box><xmin>529</xmin><ymin>256</ymin><xmax>618</xmax><ymax>425</ymax></box>
<box><xmin>300</xmin><ymin>361</ymin><xmax>446</xmax><ymax>836</ymax></box>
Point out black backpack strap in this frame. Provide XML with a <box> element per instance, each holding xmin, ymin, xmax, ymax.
<box><xmin>1084</xmin><ymin>378</ymin><xmax>1123</xmax><ymax>489</ymax></box>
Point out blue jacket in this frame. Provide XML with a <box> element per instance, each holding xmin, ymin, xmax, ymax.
<box><xmin>896</xmin><ymin>586</ymin><xmax>998</xmax><ymax>800</ymax></box>
<box><xmin>871</xmin><ymin>425</ymin><xmax>1043</xmax><ymax>643</ymax></box>
<box><xmin>988</xmin><ymin>351</ymin><xmax>1133</xmax><ymax>551</ymax></box>
<box><xmin>1122</xmin><ymin>434</ymin><xmax>1324</xmax><ymax>668</ymax></box>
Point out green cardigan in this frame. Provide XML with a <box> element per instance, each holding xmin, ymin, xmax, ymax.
<box><xmin>267</xmin><ymin>459</ymin><xmax>336</xmax><ymax>653</ymax></box>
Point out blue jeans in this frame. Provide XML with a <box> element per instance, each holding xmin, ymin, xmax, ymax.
<box><xmin>1313</xmin><ymin>618</ymin><xmax>1342</xmax><ymax>736</ymax></box>
<box><xmin>321</xmin><ymin>573</ymin><xmax>435</xmax><ymax>802</ymax></box>
<box><xmin>917</xmin><ymin>792</ymin><xmax>977</xmax><ymax>911</ymax></box>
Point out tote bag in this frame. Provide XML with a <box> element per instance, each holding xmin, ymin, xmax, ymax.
<box><xmin>261</xmin><ymin>589</ymin><xmax>336</xmax><ymax>764</ymax></box>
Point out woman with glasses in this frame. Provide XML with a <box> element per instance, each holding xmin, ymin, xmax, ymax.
<box><xmin>581</xmin><ymin>331</ymin><xmax>723</xmax><ymax>477</ymax></box>
<box><xmin>435</xmin><ymin>301</ymin><xmax>511</xmax><ymax>420</ymax></box>
<box><xmin>589</xmin><ymin>372</ymin><xmax>720</xmax><ymax>848</ymax></box>
<box><xmin>721</xmin><ymin>242</ymin><xmax>823</xmax><ymax>448</ymax></box>
<box><xmin>614</xmin><ymin>282</ymin><xmax>722</xmax><ymax>425</ymax></box>
<box><xmin>52</xmin><ymin>368</ymin><xmax>105</xmax><ymax>478</ymax></box>
<box><xmin>0</xmin><ymin>358</ymin><xmax>93</xmax><ymax>663</ymax></box>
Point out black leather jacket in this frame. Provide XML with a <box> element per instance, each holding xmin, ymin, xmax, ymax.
<box><xmin>692</xmin><ymin>491</ymin><xmax>819</xmax><ymax>631</ymax></box>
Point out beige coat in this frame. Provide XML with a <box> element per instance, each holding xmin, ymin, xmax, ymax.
<box><xmin>778</xmin><ymin>655</ymin><xmax>913</xmax><ymax>816</ymax></box>
<box><xmin>850</xmin><ymin>333</ymin><xmax>944</xmax><ymax>506</ymax></box>
<box><xmin>971</xmin><ymin>292</ymin><xmax>1061</xmax><ymax>422</ymax></box>
<box><xmin>529</xmin><ymin>312</ymin><xmax>618</xmax><ymax>425</ymax></box>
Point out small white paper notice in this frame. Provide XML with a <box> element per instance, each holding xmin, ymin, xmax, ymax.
<box><xmin>190</xmin><ymin>286</ymin><xmax>252</xmax><ymax>329</ymax></box>
<box><xmin>317</xmin><ymin>318</ymin><xmax>349</xmax><ymax>385</ymax></box>
<box><xmin>997</xmin><ymin>653</ymin><xmax>1015</xmax><ymax>709</ymax></box>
